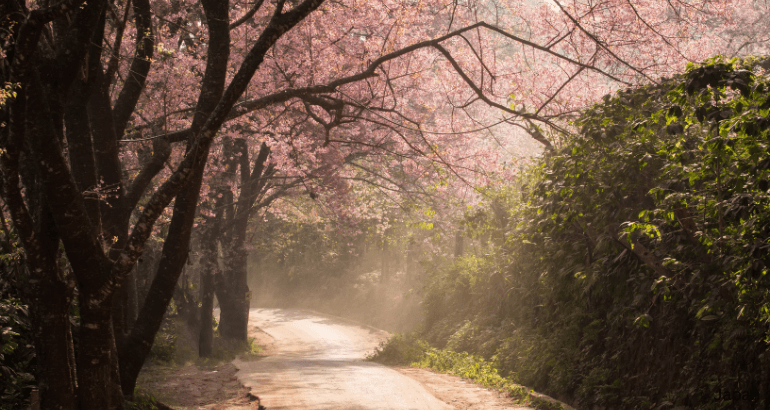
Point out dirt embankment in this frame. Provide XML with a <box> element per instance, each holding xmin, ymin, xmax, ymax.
<box><xmin>135</xmin><ymin>362</ymin><xmax>256</xmax><ymax>409</ymax></box>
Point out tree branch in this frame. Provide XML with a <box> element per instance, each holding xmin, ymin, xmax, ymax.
<box><xmin>229</xmin><ymin>0</ymin><xmax>266</xmax><ymax>29</ymax></box>
<box><xmin>112</xmin><ymin>0</ymin><xmax>154</xmax><ymax>137</ymax></box>
<box><xmin>125</xmin><ymin>138</ymin><xmax>172</xmax><ymax>210</ymax></box>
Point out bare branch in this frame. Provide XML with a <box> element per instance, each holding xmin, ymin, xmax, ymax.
<box><xmin>552</xmin><ymin>0</ymin><xmax>657</xmax><ymax>84</ymax></box>
<box><xmin>229</xmin><ymin>0</ymin><xmax>266</xmax><ymax>29</ymax></box>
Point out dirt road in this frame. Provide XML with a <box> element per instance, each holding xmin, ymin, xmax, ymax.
<box><xmin>233</xmin><ymin>308</ymin><xmax>532</xmax><ymax>410</ymax></box>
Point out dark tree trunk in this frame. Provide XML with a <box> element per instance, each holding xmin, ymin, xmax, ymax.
<box><xmin>2</xmin><ymin>188</ymin><xmax>77</xmax><ymax>410</ymax></box>
<box><xmin>25</xmin><ymin>206</ymin><xmax>78</xmax><ymax>410</ymax></box>
<box><xmin>217</xmin><ymin>249</ymin><xmax>251</xmax><ymax>341</ymax></box>
<box><xmin>199</xmin><ymin>191</ymin><xmax>224</xmax><ymax>357</ymax></box>
<box><xmin>77</xmin><ymin>298</ymin><xmax>124</xmax><ymax>410</ymax></box>
<box><xmin>19</xmin><ymin>121</ymin><xmax>80</xmax><ymax>410</ymax></box>
<box><xmin>198</xmin><ymin>257</ymin><xmax>217</xmax><ymax>357</ymax></box>
<box><xmin>30</xmin><ymin>273</ymin><xmax>78</xmax><ymax>410</ymax></box>
<box><xmin>118</xmin><ymin>177</ymin><xmax>206</xmax><ymax>396</ymax></box>
<box><xmin>63</xmin><ymin>79</ymin><xmax>101</xmax><ymax>232</ymax></box>
<box><xmin>216</xmin><ymin>142</ymin><xmax>271</xmax><ymax>342</ymax></box>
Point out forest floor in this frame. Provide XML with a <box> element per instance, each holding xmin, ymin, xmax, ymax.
<box><xmin>135</xmin><ymin>309</ymin><xmax>531</xmax><ymax>409</ymax></box>
<box><xmin>134</xmin><ymin>362</ymin><xmax>255</xmax><ymax>409</ymax></box>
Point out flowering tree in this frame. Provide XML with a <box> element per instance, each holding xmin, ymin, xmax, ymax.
<box><xmin>0</xmin><ymin>0</ymin><xmax>763</xmax><ymax>408</ymax></box>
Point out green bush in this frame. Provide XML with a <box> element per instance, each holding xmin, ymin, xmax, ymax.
<box><xmin>148</xmin><ymin>317</ymin><xmax>178</xmax><ymax>364</ymax></box>
<box><xmin>366</xmin><ymin>333</ymin><xmax>429</xmax><ymax>365</ymax></box>
<box><xmin>0</xmin><ymin>298</ymin><xmax>36</xmax><ymax>410</ymax></box>
<box><xmin>371</xmin><ymin>334</ymin><xmax>571</xmax><ymax>410</ymax></box>
<box><xmin>417</xmin><ymin>348</ymin><xmax>507</xmax><ymax>388</ymax></box>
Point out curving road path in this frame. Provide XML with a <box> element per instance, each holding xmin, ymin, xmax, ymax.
<box><xmin>233</xmin><ymin>308</ymin><xmax>532</xmax><ymax>410</ymax></box>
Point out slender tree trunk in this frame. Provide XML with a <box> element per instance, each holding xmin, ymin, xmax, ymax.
<box><xmin>199</xmin><ymin>193</ymin><xmax>224</xmax><ymax>357</ymax></box>
<box><xmin>454</xmin><ymin>230</ymin><xmax>464</xmax><ymax>258</ymax></box>
<box><xmin>381</xmin><ymin>236</ymin><xmax>390</xmax><ymax>282</ymax></box>
<box><xmin>405</xmin><ymin>238</ymin><xmax>414</xmax><ymax>279</ymax></box>
<box><xmin>199</xmin><ymin>258</ymin><xmax>216</xmax><ymax>357</ymax></box>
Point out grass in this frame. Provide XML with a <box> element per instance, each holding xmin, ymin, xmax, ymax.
<box><xmin>368</xmin><ymin>334</ymin><xmax>573</xmax><ymax>410</ymax></box>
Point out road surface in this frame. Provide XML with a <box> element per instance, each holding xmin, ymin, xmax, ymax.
<box><xmin>233</xmin><ymin>308</ymin><xmax>532</xmax><ymax>410</ymax></box>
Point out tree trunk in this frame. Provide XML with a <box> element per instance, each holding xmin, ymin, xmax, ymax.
<box><xmin>405</xmin><ymin>238</ymin><xmax>415</xmax><ymax>281</ymax></box>
<box><xmin>217</xmin><ymin>247</ymin><xmax>250</xmax><ymax>341</ymax></box>
<box><xmin>381</xmin><ymin>236</ymin><xmax>390</xmax><ymax>282</ymax></box>
<box><xmin>126</xmin><ymin>271</ymin><xmax>139</xmax><ymax>331</ymax></box>
<box><xmin>454</xmin><ymin>230</ymin><xmax>464</xmax><ymax>258</ymax></box>
<box><xmin>20</xmin><ymin>170</ymin><xmax>77</xmax><ymax>410</ymax></box>
<box><xmin>30</xmin><ymin>272</ymin><xmax>78</xmax><ymax>410</ymax></box>
<box><xmin>118</xmin><ymin>173</ymin><xmax>206</xmax><ymax>397</ymax></box>
<box><xmin>199</xmin><ymin>193</ymin><xmax>224</xmax><ymax>357</ymax></box>
<box><xmin>199</xmin><ymin>260</ymin><xmax>216</xmax><ymax>357</ymax></box>
<box><xmin>77</xmin><ymin>297</ymin><xmax>124</xmax><ymax>410</ymax></box>
<box><xmin>215</xmin><ymin>142</ymin><xmax>271</xmax><ymax>342</ymax></box>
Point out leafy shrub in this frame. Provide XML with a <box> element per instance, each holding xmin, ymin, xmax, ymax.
<box><xmin>417</xmin><ymin>348</ymin><xmax>507</xmax><ymax>388</ymax></box>
<box><xmin>366</xmin><ymin>333</ymin><xmax>429</xmax><ymax>365</ymax></box>
<box><xmin>0</xmin><ymin>298</ymin><xmax>36</xmax><ymax>410</ymax></box>
<box><xmin>148</xmin><ymin>317</ymin><xmax>178</xmax><ymax>364</ymax></box>
<box><xmin>370</xmin><ymin>333</ymin><xmax>571</xmax><ymax>410</ymax></box>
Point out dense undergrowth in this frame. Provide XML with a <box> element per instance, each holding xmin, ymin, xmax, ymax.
<box><xmin>0</xmin><ymin>297</ymin><xmax>35</xmax><ymax>410</ymax></box>
<box><xmin>376</xmin><ymin>56</ymin><xmax>770</xmax><ymax>409</ymax></box>
<box><xmin>149</xmin><ymin>310</ymin><xmax>263</xmax><ymax>366</ymax></box>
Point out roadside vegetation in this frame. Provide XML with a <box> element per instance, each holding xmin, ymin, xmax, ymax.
<box><xmin>0</xmin><ymin>297</ymin><xmax>35</xmax><ymax>410</ymax></box>
<box><xmin>367</xmin><ymin>334</ymin><xmax>571</xmax><ymax>410</ymax></box>
<box><xmin>371</xmin><ymin>56</ymin><xmax>770</xmax><ymax>410</ymax></box>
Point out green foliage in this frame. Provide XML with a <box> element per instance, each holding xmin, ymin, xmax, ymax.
<box><xmin>419</xmin><ymin>56</ymin><xmax>770</xmax><ymax>409</ymax></box>
<box><xmin>148</xmin><ymin>314</ymin><xmax>262</xmax><ymax>366</ymax></box>
<box><xmin>0</xmin><ymin>298</ymin><xmax>35</xmax><ymax>410</ymax></box>
<box><xmin>149</xmin><ymin>317</ymin><xmax>178</xmax><ymax>364</ymax></box>
<box><xmin>366</xmin><ymin>332</ymin><xmax>430</xmax><ymax>365</ymax></box>
<box><xmin>369</xmin><ymin>334</ymin><xmax>570</xmax><ymax>410</ymax></box>
<box><xmin>417</xmin><ymin>348</ymin><xmax>507</xmax><ymax>388</ymax></box>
